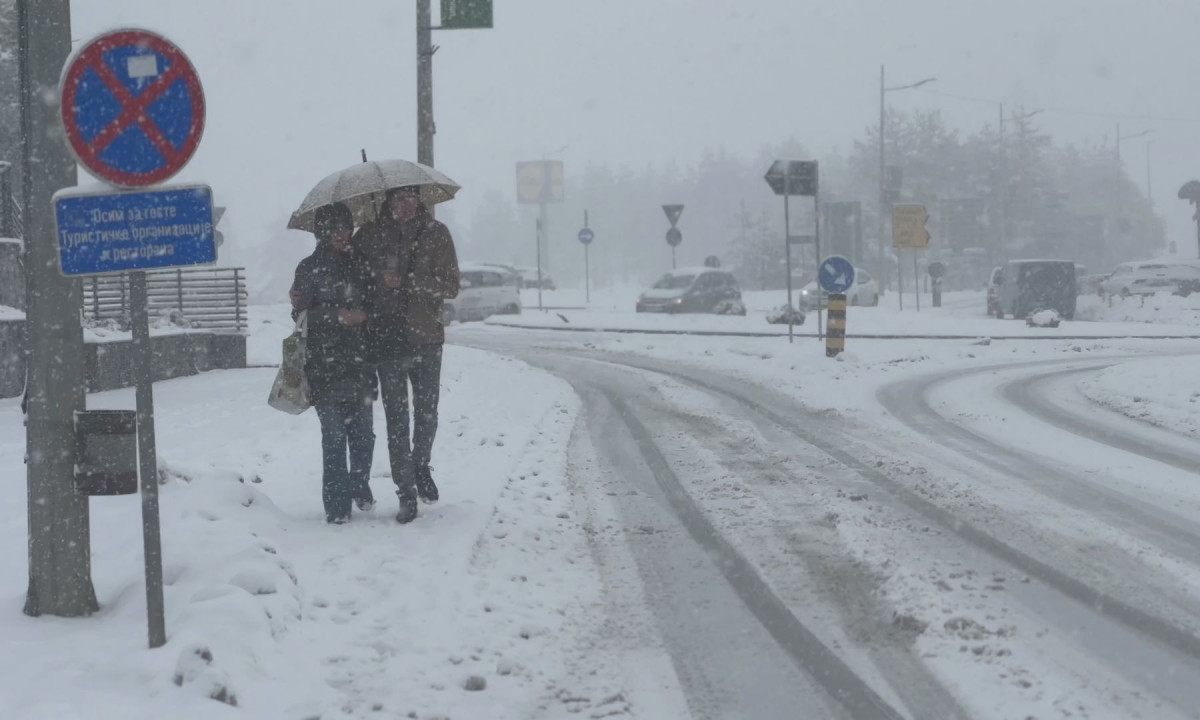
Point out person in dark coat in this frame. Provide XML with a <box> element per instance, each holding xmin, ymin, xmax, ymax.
<box><xmin>289</xmin><ymin>202</ymin><xmax>377</xmax><ymax>524</ymax></box>
<box><xmin>354</xmin><ymin>187</ymin><xmax>459</xmax><ymax>524</ymax></box>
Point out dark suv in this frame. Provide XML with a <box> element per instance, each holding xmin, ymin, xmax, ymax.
<box><xmin>636</xmin><ymin>268</ymin><xmax>744</xmax><ymax>314</ymax></box>
<box><xmin>995</xmin><ymin>259</ymin><xmax>1077</xmax><ymax>320</ymax></box>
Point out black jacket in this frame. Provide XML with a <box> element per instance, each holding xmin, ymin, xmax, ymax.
<box><xmin>290</xmin><ymin>244</ymin><xmax>377</xmax><ymax>405</ymax></box>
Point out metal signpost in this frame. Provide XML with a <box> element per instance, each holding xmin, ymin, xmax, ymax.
<box><xmin>578</xmin><ymin>211</ymin><xmax>594</xmax><ymax>304</ymax></box>
<box><xmin>517</xmin><ymin>160</ymin><xmax>565</xmax><ymax>284</ymax></box>
<box><xmin>58</xmin><ymin>28</ymin><xmax>212</xmax><ymax>649</ymax></box>
<box><xmin>927</xmin><ymin>261</ymin><xmax>946</xmax><ymax>307</ymax></box>
<box><xmin>818</xmin><ymin>255</ymin><xmax>855</xmax><ymax>357</ymax></box>
<box><xmin>663</xmin><ymin>204</ymin><xmax>684</xmax><ymax>269</ymax></box>
<box><xmin>764</xmin><ymin>160</ymin><xmax>820</xmax><ymax>343</ymax></box>
<box><xmin>891</xmin><ymin>204</ymin><xmax>930</xmax><ymax>313</ymax></box>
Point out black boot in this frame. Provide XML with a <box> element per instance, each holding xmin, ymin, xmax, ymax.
<box><xmin>416</xmin><ymin>465</ymin><xmax>439</xmax><ymax>504</ymax></box>
<box><xmin>395</xmin><ymin>485</ymin><xmax>418</xmax><ymax>524</ymax></box>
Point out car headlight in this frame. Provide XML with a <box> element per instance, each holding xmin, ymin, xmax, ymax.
<box><xmin>672</xmin><ymin>297</ymin><xmax>683</xmax><ymax>304</ymax></box>
<box><xmin>801</xmin><ymin>290</ymin><xmax>809</xmax><ymax>296</ymax></box>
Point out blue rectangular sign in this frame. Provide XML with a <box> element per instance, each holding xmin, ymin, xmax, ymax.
<box><xmin>54</xmin><ymin>185</ymin><xmax>216</xmax><ymax>276</ymax></box>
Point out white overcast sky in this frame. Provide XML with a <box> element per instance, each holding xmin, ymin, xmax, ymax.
<box><xmin>71</xmin><ymin>0</ymin><xmax>1200</xmax><ymax>249</ymax></box>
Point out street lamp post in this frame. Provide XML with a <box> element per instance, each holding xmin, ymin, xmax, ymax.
<box><xmin>878</xmin><ymin>65</ymin><xmax>934</xmax><ymax>310</ymax></box>
<box><xmin>1115</xmin><ymin>124</ymin><xmax>1152</xmax><ymax>261</ymax></box>
<box><xmin>997</xmin><ymin>106</ymin><xmax>1041</xmax><ymax>255</ymax></box>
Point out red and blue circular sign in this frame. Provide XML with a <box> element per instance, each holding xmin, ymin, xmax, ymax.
<box><xmin>60</xmin><ymin>29</ymin><xmax>206</xmax><ymax>188</ymax></box>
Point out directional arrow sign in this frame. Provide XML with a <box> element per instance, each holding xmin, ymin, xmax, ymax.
<box><xmin>663</xmin><ymin>204</ymin><xmax>684</xmax><ymax>227</ymax></box>
<box><xmin>892</xmin><ymin>204</ymin><xmax>931</xmax><ymax>249</ymax></box>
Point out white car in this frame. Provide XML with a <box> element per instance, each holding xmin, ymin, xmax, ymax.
<box><xmin>797</xmin><ymin>267</ymin><xmax>880</xmax><ymax>309</ymax></box>
<box><xmin>1099</xmin><ymin>261</ymin><xmax>1200</xmax><ymax>297</ymax></box>
<box><xmin>442</xmin><ymin>264</ymin><xmax>522</xmax><ymax>323</ymax></box>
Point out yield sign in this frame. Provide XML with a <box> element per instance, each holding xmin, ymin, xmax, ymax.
<box><xmin>60</xmin><ymin>29</ymin><xmax>206</xmax><ymax>188</ymax></box>
<box><xmin>663</xmin><ymin>204</ymin><xmax>684</xmax><ymax>227</ymax></box>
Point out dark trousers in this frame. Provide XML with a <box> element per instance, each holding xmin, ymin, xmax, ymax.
<box><xmin>377</xmin><ymin>343</ymin><xmax>443</xmax><ymax>490</ymax></box>
<box><xmin>314</xmin><ymin>397</ymin><xmax>375</xmax><ymax>520</ymax></box>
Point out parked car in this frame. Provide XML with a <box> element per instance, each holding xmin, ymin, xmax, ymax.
<box><xmin>986</xmin><ymin>266</ymin><xmax>1002</xmax><ymax>316</ymax></box>
<box><xmin>1098</xmin><ymin>261</ymin><xmax>1200</xmax><ymax>298</ymax></box>
<box><xmin>476</xmin><ymin>262</ymin><xmax>524</xmax><ymax>288</ymax></box>
<box><xmin>1077</xmin><ymin>273</ymin><xmax>1108</xmax><ymax>296</ymax></box>
<box><xmin>797</xmin><ymin>267</ymin><xmax>880</xmax><ymax>309</ymax></box>
<box><xmin>636</xmin><ymin>267</ymin><xmax>745</xmax><ymax>314</ymax></box>
<box><xmin>994</xmin><ymin>259</ymin><xmax>1077</xmax><ymax>320</ymax></box>
<box><xmin>517</xmin><ymin>267</ymin><xmax>556</xmax><ymax>290</ymax></box>
<box><xmin>442</xmin><ymin>264</ymin><xmax>522</xmax><ymax>323</ymax></box>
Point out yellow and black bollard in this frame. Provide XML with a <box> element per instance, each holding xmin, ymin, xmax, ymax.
<box><xmin>826</xmin><ymin>293</ymin><xmax>847</xmax><ymax>357</ymax></box>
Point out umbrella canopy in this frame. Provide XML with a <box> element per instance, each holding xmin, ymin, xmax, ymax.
<box><xmin>288</xmin><ymin>159</ymin><xmax>461</xmax><ymax>232</ymax></box>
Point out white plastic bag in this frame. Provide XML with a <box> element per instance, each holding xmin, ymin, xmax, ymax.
<box><xmin>267</xmin><ymin>312</ymin><xmax>311</xmax><ymax>414</ymax></box>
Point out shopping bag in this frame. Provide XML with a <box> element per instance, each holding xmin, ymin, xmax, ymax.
<box><xmin>267</xmin><ymin>312</ymin><xmax>311</xmax><ymax>414</ymax></box>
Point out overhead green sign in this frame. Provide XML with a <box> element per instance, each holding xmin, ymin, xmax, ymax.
<box><xmin>441</xmin><ymin>0</ymin><xmax>493</xmax><ymax>29</ymax></box>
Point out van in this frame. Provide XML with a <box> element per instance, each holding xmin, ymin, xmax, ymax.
<box><xmin>994</xmin><ymin>259</ymin><xmax>1077</xmax><ymax>320</ymax></box>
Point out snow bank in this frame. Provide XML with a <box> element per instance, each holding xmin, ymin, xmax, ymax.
<box><xmin>1076</xmin><ymin>293</ymin><xmax>1200</xmax><ymax>325</ymax></box>
<box><xmin>1079</xmin><ymin>356</ymin><xmax>1200</xmax><ymax>439</ymax></box>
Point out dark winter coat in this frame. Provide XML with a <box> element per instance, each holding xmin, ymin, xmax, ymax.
<box><xmin>290</xmin><ymin>244</ymin><xmax>377</xmax><ymax>406</ymax></box>
<box><xmin>354</xmin><ymin>205</ymin><xmax>460</xmax><ymax>351</ymax></box>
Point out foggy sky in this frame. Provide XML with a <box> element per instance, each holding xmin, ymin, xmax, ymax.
<box><xmin>70</xmin><ymin>0</ymin><xmax>1200</xmax><ymax>259</ymax></box>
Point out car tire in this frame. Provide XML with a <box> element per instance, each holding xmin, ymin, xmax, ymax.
<box><xmin>503</xmin><ymin>303</ymin><xmax>520</xmax><ymax>315</ymax></box>
<box><xmin>850</xmin><ymin>295</ymin><xmax>859</xmax><ymax>306</ymax></box>
<box><xmin>871</xmin><ymin>293</ymin><xmax>880</xmax><ymax>307</ymax></box>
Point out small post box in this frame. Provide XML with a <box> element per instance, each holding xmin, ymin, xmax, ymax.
<box><xmin>74</xmin><ymin>410</ymin><xmax>139</xmax><ymax>496</ymax></box>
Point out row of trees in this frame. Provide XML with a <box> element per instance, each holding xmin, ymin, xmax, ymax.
<box><xmin>458</xmin><ymin>109</ymin><xmax>1163</xmax><ymax>292</ymax></box>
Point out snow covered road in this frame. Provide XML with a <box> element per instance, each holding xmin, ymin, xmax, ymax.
<box><xmin>458</xmin><ymin>325</ymin><xmax>1200</xmax><ymax>719</ymax></box>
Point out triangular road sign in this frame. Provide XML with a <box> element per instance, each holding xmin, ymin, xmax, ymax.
<box><xmin>663</xmin><ymin>204</ymin><xmax>684</xmax><ymax>227</ymax></box>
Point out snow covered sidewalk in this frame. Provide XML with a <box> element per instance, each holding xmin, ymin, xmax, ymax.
<box><xmin>0</xmin><ymin>346</ymin><xmax>632</xmax><ymax>719</ymax></box>
<box><xmin>1079</xmin><ymin>355</ymin><xmax>1200</xmax><ymax>439</ymax></box>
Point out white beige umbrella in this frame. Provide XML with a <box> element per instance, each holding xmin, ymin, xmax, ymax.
<box><xmin>287</xmin><ymin>158</ymin><xmax>461</xmax><ymax>232</ymax></box>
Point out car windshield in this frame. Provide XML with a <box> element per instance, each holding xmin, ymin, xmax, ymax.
<box><xmin>653</xmin><ymin>274</ymin><xmax>695</xmax><ymax>290</ymax></box>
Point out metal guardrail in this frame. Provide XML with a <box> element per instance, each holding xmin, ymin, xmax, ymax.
<box><xmin>82</xmin><ymin>267</ymin><xmax>247</xmax><ymax>333</ymax></box>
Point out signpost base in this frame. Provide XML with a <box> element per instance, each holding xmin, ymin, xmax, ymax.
<box><xmin>826</xmin><ymin>293</ymin><xmax>847</xmax><ymax>357</ymax></box>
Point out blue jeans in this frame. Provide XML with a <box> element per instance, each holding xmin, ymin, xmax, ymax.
<box><xmin>377</xmin><ymin>344</ymin><xmax>443</xmax><ymax>490</ymax></box>
<box><xmin>315</xmin><ymin>398</ymin><xmax>375</xmax><ymax>520</ymax></box>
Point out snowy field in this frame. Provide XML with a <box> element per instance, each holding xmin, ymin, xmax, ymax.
<box><xmin>0</xmin><ymin>308</ymin><xmax>684</xmax><ymax>720</ymax></box>
<box><xmin>499</xmin><ymin>289</ymin><xmax>1200</xmax><ymax>338</ymax></box>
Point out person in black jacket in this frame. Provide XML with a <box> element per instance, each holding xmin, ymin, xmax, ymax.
<box><xmin>289</xmin><ymin>202</ymin><xmax>377</xmax><ymax>524</ymax></box>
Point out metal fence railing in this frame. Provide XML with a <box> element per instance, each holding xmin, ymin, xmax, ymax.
<box><xmin>82</xmin><ymin>267</ymin><xmax>248</xmax><ymax>333</ymax></box>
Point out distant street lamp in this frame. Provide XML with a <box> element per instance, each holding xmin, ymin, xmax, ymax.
<box><xmin>1115</xmin><ymin>125</ymin><xmax>1152</xmax><ymax>252</ymax></box>
<box><xmin>878</xmin><ymin>66</ymin><xmax>934</xmax><ymax>307</ymax></box>
<box><xmin>997</xmin><ymin>106</ymin><xmax>1042</xmax><ymax>251</ymax></box>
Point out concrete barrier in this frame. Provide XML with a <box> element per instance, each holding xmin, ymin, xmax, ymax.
<box><xmin>0</xmin><ymin>321</ymin><xmax>246</xmax><ymax>398</ymax></box>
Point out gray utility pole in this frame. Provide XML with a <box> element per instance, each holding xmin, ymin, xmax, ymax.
<box><xmin>417</xmin><ymin>0</ymin><xmax>435</xmax><ymax>169</ymax></box>
<box><xmin>18</xmin><ymin>0</ymin><xmax>98</xmax><ymax>617</ymax></box>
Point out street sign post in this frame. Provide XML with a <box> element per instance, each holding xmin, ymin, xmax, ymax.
<box><xmin>517</xmin><ymin>160</ymin><xmax>564</xmax><ymax>277</ymax></box>
<box><xmin>818</xmin><ymin>256</ymin><xmax>854</xmax><ymax>358</ymax></box>
<box><xmin>892</xmin><ymin>204</ymin><xmax>930</xmax><ymax>312</ymax></box>
<box><xmin>764</xmin><ymin>160</ymin><xmax>821</xmax><ymax>343</ymax></box>
<box><xmin>54</xmin><ymin>185</ymin><xmax>215</xmax><ymax>275</ymax></box>
<box><xmin>60</xmin><ymin>29</ymin><xmax>206</xmax><ymax>188</ymax></box>
<box><xmin>665</xmin><ymin>227</ymin><xmax>682</xmax><ymax>268</ymax></box>
<box><xmin>579</xmin><ymin>212</ymin><xmax>594</xmax><ymax>304</ymax></box>
<box><xmin>56</xmin><ymin>27</ymin><xmax>209</xmax><ymax>649</ymax></box>
<box><xmin>927</xmin><ymin>261</ymin><xmax>946</xmax><ymax>307</ymax></box>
